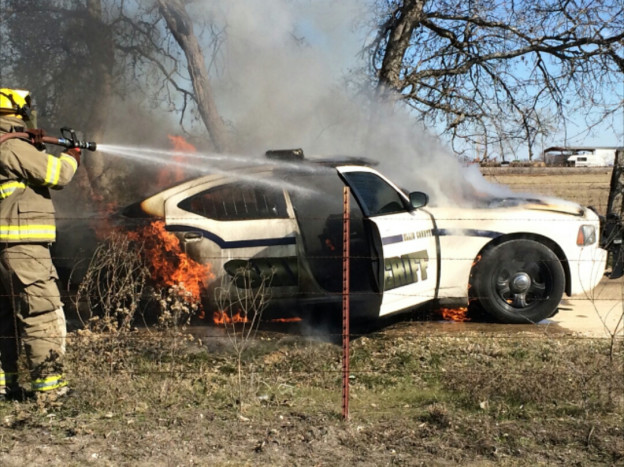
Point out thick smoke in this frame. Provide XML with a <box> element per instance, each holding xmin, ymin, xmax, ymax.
<box><xmin>174</xmin><ymin>0</ymin><xmax>512</xmax><ymax>207</ymax></box>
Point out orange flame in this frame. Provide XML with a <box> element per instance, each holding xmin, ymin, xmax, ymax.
<box><xmin>157</xmin><ymin>135</ymin><xmax>197</xmax><ymax>187</ymax></box>
<box><xmin>168</xmin><ymin>134</ymin><xmax>197</xmax><ymax>153</ymax></box>
<box><xmin>128</xmin><ymin>220</ymin><xmax>213</xmax><ymax>303</ymax></box>
<box><xmin>269</xmin><ymin>317</ymin><xmax>302</xmax><ymax>323</ymax></box>
<box><xmin>213</xmin><ymin>309</ymin><xmax>249</xmax><ymax>325</ymax></box>
<box><xmin>439</xmin><ymin>307</ymin><xmax>470</xmax><ymax>322</ymax></box>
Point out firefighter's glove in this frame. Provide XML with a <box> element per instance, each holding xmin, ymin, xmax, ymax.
<box><xmin>26</xmin><ymin>128</ymin><xmax>46</xmax><ymax>151</ymax></box>
<box><xmin>66</xmin><ymin>147</ymin><xmax>81</xmax><ymax>167</ymax></box>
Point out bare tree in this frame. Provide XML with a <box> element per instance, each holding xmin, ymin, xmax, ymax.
<box><xmin>112</xmin><ymin>0</ymin><xmax>229</xmax><ymax>149</ymax></box>
<box><xmin>1</xmin><ymin>0</ymin><xmax>230</xmax><ymax>203</ymax></box>
<box><xmin>369</xmin><ymin>0</ymin><xmax>624</xmax><ymax>159</ymax></box>
<box><xmin>157</xmin><ymin>0</ymin><xmax>230</xmax><ymax>152</ymax></box>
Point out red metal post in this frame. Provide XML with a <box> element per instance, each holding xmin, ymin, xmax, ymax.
<box><xmin>342</xmin><ymin>186</ymin><xmax>350</xmax><ymax>421</ymax></box>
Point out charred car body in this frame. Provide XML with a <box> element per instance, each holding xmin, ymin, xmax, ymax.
<box><xmin>122</xmin><ymin>150</ymin><xmax>607</xmax><ymax>324</ymax></box>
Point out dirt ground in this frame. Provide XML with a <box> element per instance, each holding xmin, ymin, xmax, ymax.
<box><xmin>554</xmin><ymin>274</ymin><xmax>624</xmax><ymax>338</ymax></box>
<box><xmin>0</xmin><ymin>319</ymin><xmax>621</xmax><ymax>466</ymax></box>
<box><xmin>0</xmin><ymin>166</ymin><xmax>622</xmax><ymax>466</ymax></box>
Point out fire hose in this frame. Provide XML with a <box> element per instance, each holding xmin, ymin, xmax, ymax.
<box><xmin>0</xmin><ymin>127</ymin><xmax>97</xmax><ymax>151</ymax></box>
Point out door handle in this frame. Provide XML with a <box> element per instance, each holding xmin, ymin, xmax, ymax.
<box><xmin>183</xmin><ymin>231</ymin><xmax>203</xmax><ymax>243</ymax></box>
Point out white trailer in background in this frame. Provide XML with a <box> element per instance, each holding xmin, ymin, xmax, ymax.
<box><xmin>543</xmin><ymin>146</ymin><xmax>618</xmax><ymax>167</ymax></box>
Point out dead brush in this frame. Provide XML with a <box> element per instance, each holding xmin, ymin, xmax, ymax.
<box><xmin>214</xmin><ymin>264</ymin><xmax>274</xmax><ymax>414</ymax></box>
<box><xmin>66</xmin><ymin>230</ymin><xmax>205</xmax><ymax>411</ymax></box>
<box><xmin>74</xmin><ymin>231</ymin><xmax>148</xmax><ymax>333</ymax></box>
<box><xmin>69</xmin><ymin>231</ymin><xmax>149</xmax><ymax>388</ymax></box>
<box><xmin>420</xmin><ymin>402</ymin><xmax>452</xmax><ymax>428</ymax></box>
<box><xmin>74</xmin><ymin>230</ymin><xmax>202</xmax><ymax>333</ymax></box>
<box><xmin>152</xmin><ymin>283</ymin><xmax>199</xmax><ymax>330</ymax></box>
<box><xmin>146</xmin><ymin>283</ymin><xmax>203</xmax><ymax>368</ymax></box>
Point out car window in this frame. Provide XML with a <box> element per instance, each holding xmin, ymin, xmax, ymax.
<box><xmin>178</xmin><ymin>183</ymin><xmax>289</xmax><ymax>220</ymax></box>
<box><xmin>341</xmin><ymin>171</ymin><xmax>407</xmax><ymax>216</ymax></box>
<box><xmin>288</xmin><ymin>171</ymin><xmax>377</xmax><ymax>293</ymax></box>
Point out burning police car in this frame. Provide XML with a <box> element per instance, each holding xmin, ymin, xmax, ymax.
<box><xmin>123</xmin><ymin>150</ymin><xmax>607</xmax><ymax>324</ymax></box>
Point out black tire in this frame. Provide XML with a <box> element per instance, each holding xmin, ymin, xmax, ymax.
<box><xmin>470</xmin><ymin>239</ymin><xmax>565</xmax><ymax>324</ymax></box>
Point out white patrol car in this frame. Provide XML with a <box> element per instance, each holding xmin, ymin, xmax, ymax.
<box><xmin>123</xmin><ymin>150</ymin><xmax>607</xmax><ymax>324</ymax></box>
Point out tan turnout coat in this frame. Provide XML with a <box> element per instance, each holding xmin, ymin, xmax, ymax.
<box><xmin>0</xmin><ymin>116</ymin><xmax>78</xmax><ymax>243</ymax></box>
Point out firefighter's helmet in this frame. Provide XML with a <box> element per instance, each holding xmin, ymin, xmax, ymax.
<box><xmin>0</xmin><ymin>88</ymin><xmax>32</xmax><ymax>118</ymax></box>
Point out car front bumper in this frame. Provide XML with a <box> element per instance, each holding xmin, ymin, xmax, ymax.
<box><xmin>568</xmin><ymin>246</ymin><xmax>608</xmax><ymax>296</ymax></box>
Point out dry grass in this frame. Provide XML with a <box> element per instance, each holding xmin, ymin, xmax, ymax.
<box><xmin>0</xmin><ymin>321</ymin><xmax>621</xmax><ymax>465</ymax></box>
<box><xmin>0</xmin><ymin>167</ymin><xmax>622</xmax><ymax>465</ymax></box>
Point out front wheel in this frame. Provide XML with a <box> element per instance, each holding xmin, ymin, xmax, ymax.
<box><xmin>470</xmin><ymin>239</ymin><xmax>565</xmax><ymax>324</ymax></box>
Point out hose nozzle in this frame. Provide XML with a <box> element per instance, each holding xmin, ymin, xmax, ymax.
<box><xmin>76</xmin><ymin>140</ymin><xmax>97</xmax><ymax>151</ymax></box>
<box><xmin>59</xmin><ymin>127</ymin><xmax>97</xmax><ymax>152</ymax></box>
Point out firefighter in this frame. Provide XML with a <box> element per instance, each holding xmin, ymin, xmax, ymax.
<box><xmin>0</xmin><ymin>88</ymin><xmax>81</xmax><ymax>401</ymax></box>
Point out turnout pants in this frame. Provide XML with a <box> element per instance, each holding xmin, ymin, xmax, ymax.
<box><xmin>0</xmin><ymin>243</ymin><xmax>67</xmax><ymax>392</ymax></box>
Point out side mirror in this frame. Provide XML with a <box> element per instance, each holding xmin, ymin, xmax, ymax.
<box><xmin>409</xmin><ymin>191</ymin><xmax>429</xmax><ymax>209</ymax></box>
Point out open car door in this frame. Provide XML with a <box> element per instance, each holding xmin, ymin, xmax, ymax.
<box><xmin>338</xmin><ymin>167</ymin><xmax>439</xmax><ymax>317</ymax></box>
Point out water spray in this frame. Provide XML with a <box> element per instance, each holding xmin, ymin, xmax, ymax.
<box><xmin>97</xmin><ymin>143</ymin><xmax>337</xmax><ymax>174</ymax></box>
<box><xmin>96</xmin><ymin>143</ymin><xmax>331</xmax><ymax>196</ymax></box>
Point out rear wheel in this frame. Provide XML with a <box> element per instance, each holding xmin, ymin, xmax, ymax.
<box><xmin>471</xmin><ymin>239</ymin><xmax>565</xmax><ymax>324</ymax></box>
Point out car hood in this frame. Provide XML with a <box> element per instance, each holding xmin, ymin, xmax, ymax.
<box><xmin>427</xmin><ymin>195</ymin><xmax>597</xmax><ymax>227</ymax></box>
<box><xmin>483</xmin><ymin>196</ymin><xmax>585</xmax><ymax>216</ymax></box>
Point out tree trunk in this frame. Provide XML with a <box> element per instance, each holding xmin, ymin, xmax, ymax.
<box><xmin>157</xmin><ymin>0</ymin><xmax>230</xmax><ymax>153</ymax></box>
<box><xmin>83</xmin><ymin>0</ymin><xmax>117</xmax><ymax>203</ymax></box>
<box><xmin>377</xmin><ymin>0</ymin><xmax>426</xmax><ymax>93</ymax></box>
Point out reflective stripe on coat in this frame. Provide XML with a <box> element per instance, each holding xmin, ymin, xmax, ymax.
<box><xmin>0</xmin><ymin>116</ymin><xmax>78</xmax><ymax>242</ymax></box>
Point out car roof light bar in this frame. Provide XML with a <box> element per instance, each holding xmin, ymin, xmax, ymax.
<box><xmin>265</xmin><ymin>148</ymin><xmax>305</xmax><ymax>161</ymax></box>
